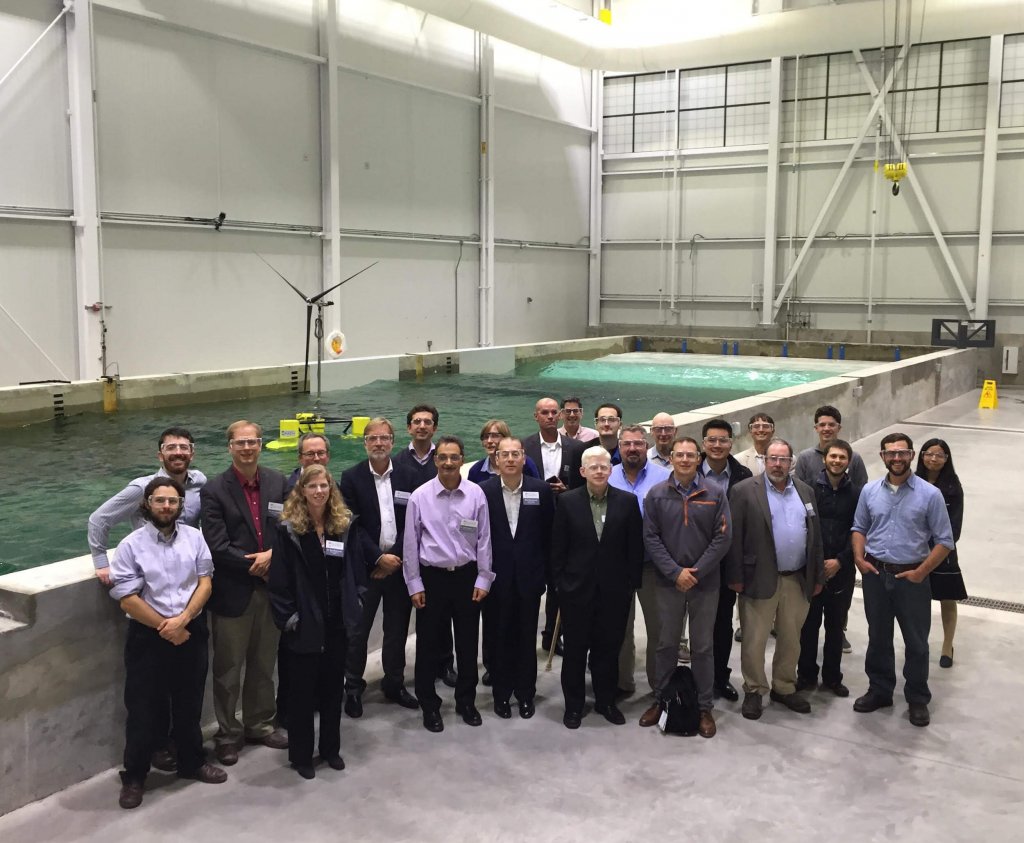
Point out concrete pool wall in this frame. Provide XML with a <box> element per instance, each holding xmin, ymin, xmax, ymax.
<box><xmin>0</xmin><ymin>344</ymin><xmax>979</xmax><ymax>815</ymax></box>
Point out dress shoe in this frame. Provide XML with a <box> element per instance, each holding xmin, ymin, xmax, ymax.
<box><xmin>842</xmin><ymin>634</ymin><xmax>852</xmax><ymax>654</ymax></box>
<box><xmin>563</xmin><ymin>710</ymin><xmax>582</xmax><ymax>730</ymax></box>
<box><xmin>345</xmin><ymin>693</ymin><xmax>364</xmax><ymax>718</ymax></box>
<box><xmin>150</xmin><ymin>748</ymin><xmax>177</xmax><ymax>772</ymax></box>
<box><xmin>292</xmin><ymin>763</ymin><xmax>315</xmax><ymax>780</ymax></box>
<box><xmin>770</xmin><ymin>689</ymin><xmax>811</xmax><ymax>714</ymax></box>
<box><xmin>853</xmin><ymin>691</ymin><xmax>894</xmax><ymax>713</ymax></box>
<box><xmin>594</xmin><ymin>703</ymin><xmax>626</xmax><ymax>725</ymax></box>
<box><xmin>214</xmin><ymin>743</ymin><xmax>239</xmax><ymax>766</ymax></box>
<box><xmin>822</xmin><ymin>680</ymin><xmax>850</xmax><ymax>698</ymax></box>
<box><xmin>422</xmin><ymin>709</ymin><xmax>444</xmax><ymax>732</ymax></box>
<box><xmin>323</xmin><ymin>754</ymin><xmax>346</xmax><ymax>770</ymax></box>
<box><xmin>638</xmin><ymin>703</ymin><xmax>662</xmax><ymax>728</ymax></box>
<box><xmin>677</xmin><ymin>642</ymin><xmax>691</xmax><ymax>663</ymax></box>
<box><xmin>909</xmin><ymin>702</ymin><xmax>930</xmax><ymax>727</ymax></box>
<box><xmin>439</xmin><ymin>666</ymin><xmax>458</xmax><ymax>688</ymax></box>
<box><xmin>119</xmin><ymin>779</ymin><xmax>144</xmax><ymax>810</ymax></box>
<box><xmin>795</xmin><ymin>676</ymin><xmax>817</xmax><ymax>692</ymax></box>
<box><xmin>493</xmin><ymin>699</ymin><xmax>512</xmax><ymax>719</ymax></box>
<box><xmin>481</xmin><ymin>670</ymin><xmax>492</xmax><ymax>686</ymax></box>
<box><xmin>248</xmin><ymin>728</ymin><xmax>289</xmax><ymax>750</ymax></box>
<box><xmin>384</xmin><ymin>687</ymin><xmax>419</xmax><ymax>709</ymax></box>
<box><xmin>939</xmin><ymin>649</ymin><xmax>954</xmax><ymax>669</ymax></box>
<box><xmin>180</xmin><ymin>762</ymin><xmax>227</xmax><ymax>784</ymax></box>
<box><xmin>733</xmin><ymin>627</ymin><xmax>743</xmax><ymax>643</ymax></box>
<box><xmin>455</xmin><ymin>703</ymin><xmax>483</xmax><ymax>726</ymax></box>
<box><xmin>518</xmin><ymin>699</ymin><xmax>535</xmax><ymax>719</ymax></box>
<box><xmin>714</xmin><ymin>682</ymin><xmax>739</xmax><ymax>702</ymax></box>
<box><xmin>741</xmin><ymin>692</ymin><xmax>763</xmax><ymax>720</ymax></box>
<box><xmin>698</xmin><ymin>709</ymin><xmax>717</xmax><ymax>738</ymax></box>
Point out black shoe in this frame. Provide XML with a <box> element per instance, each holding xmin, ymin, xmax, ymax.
<box><xmin>118</xmin><ymin>779</ymin><xmax>144</xmax><ymax>810</ymax></box>
<box><xmin>770</xmin><ymin>689</ymin><xmax>811</xmax><ymax>714</ymax></box>
<box><xmin>518</xmin><ymin>699</ymin><xmax>536</xmax><ymax>719</ymax></box>
<box><xmin>493</xmin><ymin>699</ymin><xmax>512</xmax><ymax>719</ymax></box>
<box><xmin>853</xmin><ymin>692</ymin><xmax>894</xmax><ymax>713</ymax></box>
<box><xmin>422</xmin><ymin>709</ymin><xmax>444</xmax><ymax>733</ymax></box>
<box><xmin>439</xmin><ymin>667</ymin><xmax>458</xmax><ymax>688</ymax></box>
<box><xmin>795</xmin><ymin>676</ymin><xmax>817</xmax><ymax>693</ymax></box>
<box><xmin>344</xmin><ymin>693</ymin><xmax>363</xmax><ymax>718</ymax></box>
<box><xmin>908</xmin><ymin>702</ymin><xmax>930</xmax><ymax>727</ymax></box>
<box><xmin>384</xmin><ymin>687</ymin><xmax>420</xmax><ymax>709</ymax></box>
<box><xmin>939</xmin><ymin>650</ymin><xmax>953</xmax><ymax>669</ymax></box>
<box><xmin>323</xmin><ymin>754</ymin><xmax>346</xmax><ymax>770</ymax></box>
<box><xmin>741</xmin><ymin>692</ymin><xmax>763</xmax><ymax>720</ymax></box>
<box><xmin>455</xmin><ymin>703</ymin><xmax>482</xmax><ymax>726</ymax></box>
<box><xmin>563</xmin><ymin>710</ymin><xmax>582</xmax><ymax>730</ymax></box>
<box><xmin>594</xmin><ymin>703</ymin><xmax>626</xmax><ymax>725</ymax></box>
<box><xmin>822</xmin><ymin>680</ymin><xmax>850</xmax><ymax>698</ymax></box>
<box><xmin>150</xmin><ymin>748</ymin><xmax>177</xmax><ymax>772</ymax></box>
<box><xmin>481</xmin><ymin>670</ymin><xmax>492</xmax><ymax>687</ymax></box>
<box><xmin>714</xmin><ymin>682</ymin><xmax>739</xmax><ymax>702</ymax></box>
<box><xmin>291</xmin><ymin>763</ymin><xmax>315</xmax><ymax>780</ymax></box>
<box><xmin>734</xmin><ymin>627</ymin><xmax>743</xmax><ymax>643</ymax></box>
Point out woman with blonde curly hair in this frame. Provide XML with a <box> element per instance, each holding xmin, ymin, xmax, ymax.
<box><xmin>269</xmin><ymin>464</ymin><xmax>367</xmax><ymax>779</ymax></box>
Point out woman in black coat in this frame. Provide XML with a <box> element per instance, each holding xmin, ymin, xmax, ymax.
<box><xmin>269</xmin><ymin>464</ymin><xmax>366</xmax><ymax>779</ymax></box>
<box><xmin>916</xmin><ymin>438</ymin><xmax>966</xmax><ymax>668</ymax></box>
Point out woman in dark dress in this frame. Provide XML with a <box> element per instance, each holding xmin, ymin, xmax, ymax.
<box><xmin>269</xmin><ymin>464</ymin><xmax>366</xmax><ymax>779</ymax></box>
<box><xmin>915</xmin><ymin>438</ymin><xmax>966</xmax><ymax>668</ymax></box>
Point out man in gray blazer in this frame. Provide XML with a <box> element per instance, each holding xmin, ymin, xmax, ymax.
<box><xmin>726</xmin><ymin>438</ymin><xmax>824</xmax><ymax>721</ymax></box>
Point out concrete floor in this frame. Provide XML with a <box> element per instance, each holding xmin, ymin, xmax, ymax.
<box><xmin>2</xmin><ymin>388</ymin><xmax>1023</xmax><ymax>842</ymax></box>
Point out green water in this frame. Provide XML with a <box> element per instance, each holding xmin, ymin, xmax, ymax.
<box><xmin>0</xmin><ymin>353</ymin><xmax>858</xmax><ymax>572</ymax></box>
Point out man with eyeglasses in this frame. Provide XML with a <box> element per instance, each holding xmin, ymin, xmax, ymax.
<box><xmin>557</xmin><ymin>396</ymin><xmax>598</xmax><ymax>443</ymax></box>
<box><xmin>735</xmin><ymin>413</ymin><xmax>775</xmax><ymax>477</ymax></box>
<box><xmin>698</xmin><ymin>418</ymin><xmax>753</xmax><ymax>703</ymax></box>
<box><xmin>393</xmin><ymin>404</ymin><xmax>440</xmax><ymax>486</ymax></box>
<box><xmin>552</xmin><ymin>446</ymin><xmax>643</xmax><ymax>729</ymax></box>
<box><xmin>89</xmin><ymin>426</ymin><xmax>206</xmax><ymax>588</ymax></box>
<box><xmin>481</xmin><ymin>437</ymin><xmax>555</xmax><ymax>720</ymax></box>
<box><xmin>594</xmin><ymin>403</ymin><xmax>624</xmax><ymax>466</ymax></box>
<box><xmin>647</xmin><ymin>413</ymin><xmax>676</xmax><ymax>468</ymax></box>
<box><xmin>404</xmin><ymin>436</ymin><xmax>494</xmax><ymax>732</ymax></box>
<box><xmin>109</xmin><ymin>476</ymin><xmax>227</xmax><ymax>809</ymax></box>
<box><xmin>285</xmin><ymin>432</ymin><xmax>332</xmax><ymax>493</ymax></box>
<box><xmin>851</xmin><ymin>433</ymin><xmax>954</xmax><ymax>728</ymax></box>
<box><xmin>794</xmin><ymin>405</ymin><xmax>868</xmax><ymax>487</ymax></box>
<box><xmin>726</xmin><ymin>438</ymin><xmax>824</xmax><ymax>722</ymax></box>
<box><xmin>200</xmin><ymin>420</ymin><xmax>289</xmax><ymax>765</ymax></box>
<box><xmin>338</xmin><ymin>417</ymin><xmax>419</xmax><ymax>717</ymax></box>
<box><xmin>609</xmin><ymin>425</ymin><xmax>670</xmax><ymax>698</ymax></box>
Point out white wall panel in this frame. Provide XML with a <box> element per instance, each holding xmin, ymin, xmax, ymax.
<box><xmin>679</xmin><ymin>171</ymin><xmax>766</xmax><ymax>239</ymax></box>
<box><xmin>493</xmin><ymin>250</ymin><xmax>588</xmax><ymax>345</ymax></box>
<box><xmin>494</xmin><ymin>112</ymin><xmax>590</xmax><ymax>244</ymax></box>
<box><xmin>493</xmin><ymin>38</ymin><xmax>591</xmax><ymax>127</ymax></box>
<box><xmin>0</xmin><ymin>0</ymin><xmax>71</xmax><ymax>209</ymax></box>
<box><xmin>602</xmin><ymin>175</ymin><xmax>675</xmax><ymax>241</ymax></box>
<box><xmin>994</xmin><ymin>156</ymin><xmax>1024</xmax><ymax>231</ymax></box>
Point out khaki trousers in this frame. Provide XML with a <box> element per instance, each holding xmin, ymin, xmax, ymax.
<box><xmin>738</xmin><ymin>574</ymin><xmax>809</xmax><ymax>696</ymax></box>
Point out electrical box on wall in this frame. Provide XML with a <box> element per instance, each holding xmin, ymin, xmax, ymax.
<box><xmin>1003</xmin><ymin>347</ymin><xmax>1019</xmax><ymax>376</ymax></box>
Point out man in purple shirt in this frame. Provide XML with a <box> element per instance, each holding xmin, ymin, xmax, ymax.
<box><xmin>404</xmin><ymin>435</ymin><xmax>495</xmax><ymax>732</ymax></box>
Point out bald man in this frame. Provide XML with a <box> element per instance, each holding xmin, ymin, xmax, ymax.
<box><xmin>647</xmin><ymin>413</ymin><xmax>675</xmax><ymax>469</ymax></box>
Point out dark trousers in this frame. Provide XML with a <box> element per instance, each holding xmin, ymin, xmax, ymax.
<box><xmin>560</xmin><ymin>594</ymin><xmax>631</xmax><ymax>714</ymax></box>
<box><xmin>344</xmin><ymin>571</ymin><xmax>413</xmax><ymax>695</ymax></box>
<box><xmin>862</xmin><ymin>570</ymin><xmax>932</xmax><ymax>704</ymax></box>
<box><xmin>275</xmin><ymin>637</ymin><xmax>291</xmax><ymax>729</ymax></box>
<box><xmin>288</xmin><ymin>625</ymin><xmax>347</xmax><ymax>766</ymax></box>
<box><xmin>798</xmin><ymin>584</ymin><xmax>854</xmax><ymax>685</ymax></box>
<box><xmin>486</xmin><ymin>586</ymin><xmax>542</xmax><ymax>704</ymax></box>
<box><xmin>414</xmin><ymin>564</ymin><xmax>481</xmax><ymax>712</ymax></box>
<box><xmin>122</xmin><ymin>617</ymin><xmax>208</xmax><ymax>783</ymax></box>
<box><xmin>713</xmin><ymin>581</ymin><xmax>737</xmax><ymax>688</ymax></box>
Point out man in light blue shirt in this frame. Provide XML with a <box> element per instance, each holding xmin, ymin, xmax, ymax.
<box><xmin>852</xmin><ymin>432</ymin><xmax>954</xmax><ymax>728</ymax></box>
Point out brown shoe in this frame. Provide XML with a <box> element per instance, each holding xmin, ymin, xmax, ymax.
<box><xmin>180</xmin><ymin>762</ymin><xmax>228</xmax><ymax>784</ymax></box>
<box><xmin>214</xmin><ymin>743</ymin><xmax>239</xmax><ymax>766</ymax></box>
<box><xmin>118</xmin><ymin>779</ymin><xmax>144</xmax><ymax>809</ymax></box>
<box><xmin>638</xmin><ymin>703</ymin><xmax>662</xmax><ymax>728</ymax></box>
<box><xmin>698</xmin><ymin>709</ymin><xmax>717</xmax><ymax>738</ymax></box>
<box><xmin>247</xmin><ymin>728</ymin><xmax>289</xmax><ymax>750</ymax></box>
<box><xmin>150</xmin><ymin>748</ymin><xmax>177</xmax><ymax>772</ymax></box>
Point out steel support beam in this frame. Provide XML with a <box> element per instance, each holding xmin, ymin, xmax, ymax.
<box><xmin>588</xmin><ymin>59</ymin><xmax>603</xmax><ymax>328</ymax></box>
<box><xmin>975</xmin><ymin>34</ymin><xmax>1003</xmax><ymax>321</ymax></box>
<box><xmin>319</xmin><ymin>0</ymin><xmax>342</xmax><ymax>335</ymax></box>
<box><xmin>478</xmin><ymin>34</ymin><xmax>495</xmax><ymax>347</ymax></box>
<box><xmin>761</xmin><ymin>56</ymin><xmax>782</xmax><ymax>326</ymax></box>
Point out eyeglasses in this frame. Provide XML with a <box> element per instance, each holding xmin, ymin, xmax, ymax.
<box><xmin>595</xmin><ymin>416</ymin><xmax>620</xmax><ymax>424</ymax></box>
<box><xmin>671</xmin><ymin>452</ymin><xmax>699</xmax><ymax>461</ymax></box>
<box><xmin>481</xmin><ymin>432</ymin><xmax>504</xmax><ymax>440</ymax></box>
<box><xmin>703</xmin><ymin>436</ymin><xmax>731</xmax><ymax>445</ymax></box>
<box><xmin>496</xmin><ymin>449</ymin><xmax>524</xmax><ymax>459</ymax></box>
<box><xmin>436</xmin><ymin>455</ymin><xmax>462</xmax><ymax>464</ymax></box>
<box><xmin>749</xmin><ymin>423</ymin><xmax>774</xmax><ymax>431</ymax></box>
<box><xmin>160</xmin><ymin>443</ymin><xmax>193</xmax><ymax>453</ymax></box>
<box><xmin>765</xmin><ymin>455</ymin><xmax>793</xmax><ymax>465</ymax></box>
<box><xmin>619</xmin><ymin>440</ymin><xmax>647</xmax><ymax>449</ymax></box>
<box><xmin>230</xmin><ymin>438</ymin><xmax>262</xmax><ymax>448</ymax></box>
<box><xmin>410</xmin><ymin>418</ymin><xmax>435</xmax><ymax>427</ymax></box>
<box><xmin>148</xmin><ymin>495</ymin><xmax>182</xmax><ymax>506</ymax></box>
<box><xmin>651</xmin><ymin>425</ymin><xmax>675</xmax><ymax>434</ymax></box>
<box><xmin>300</xmin><ymin>449</ymin><xmax>328</xmax><ymax>459</ymax></box>
<box><xmin>584</xmin><ymin>463</ymin><xmax>611</xmax><ymax>472</ymax></box>
<box><xmin>304</xmin><ymin>483</ymin><xmax>332</xmax><ymax>492</ymax></box>
<box><xmin>562</xmin><ymin>408</ymin><xmax>582</xmax><ymax>416</ymax></box>
<box><xmin>881</xmin><ymin>449</ymin><xmax>914</xmax><ymax>459</ymax></box>
<box><xmin>922</xmin><ymin>451</ymin><xmax>948</xmax><ymax>461</ymax></box>
<box><xmin>364</xmin><ymin>434</ymin><xmax>393</xmax><ymax>443</ymax></box>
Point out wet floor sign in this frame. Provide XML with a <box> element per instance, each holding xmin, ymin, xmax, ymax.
<box><xmin>979</xmin><ymin>380</ymin><xmax>998</xmax><ymax>409</ymax></box>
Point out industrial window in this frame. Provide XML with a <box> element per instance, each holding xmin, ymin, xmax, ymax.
<box><xmin>1001</xmin><ymin>34</ymin><xmax>1024</xmax><ymax>128</ymax></box>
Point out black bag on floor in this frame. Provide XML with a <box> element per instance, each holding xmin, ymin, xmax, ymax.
<box><xmin>661</xmin><ymin>665</ymin><xmax>700</xmax><ymax>736</ymax></box>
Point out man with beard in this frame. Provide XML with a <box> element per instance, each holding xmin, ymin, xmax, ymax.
<box><xmin>647</xmin><ymin>413</ymin><xmax>676</xmax><ymax>469</ymax></box>
<box><xmin>594</xmin><ymin>403</ymin><xmax>623</xmax><ymax>466</ymax></box>
<box><xmin>851</xmin><ymin>433</ymin><xmax>954</xmax><ymax>728</ymax></box>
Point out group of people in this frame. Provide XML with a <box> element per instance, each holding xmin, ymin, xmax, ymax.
<box><xmin>89</xmin><ymin>398</ymin><xmax>966</xmax><ymax>810</ymax></box>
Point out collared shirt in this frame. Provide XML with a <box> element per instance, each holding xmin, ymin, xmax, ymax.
<box><xmin>538</xmin><ymin>436</ymin><xmax>563</xmax><ymax>481</ymax></box>
<box><xmin>609</xmin><ymin>461</ymin><xmax>670</xmax><ymax>517</ymax></box>
<box><xmin>852</xmin><ymin>473</ymin><xmax>954</xmax><ymax>563</ymax></box>
<box><xmin>589</xmin><ymin>489</ymin><xmax>608</xmax><ymax>540</ymax></box>
<box><xmin>647</xmin><ymin>447</ymin><xmax>671</xmax><ymax>469</ymax></box>
<box><xmin>87</xmin><ymin>468</ymin><xmax>206</xmax><ymax>570</ymax></box>
<box><xmin>558</xmin><ymin>425</ymin><xmax>599</xmax><ymax>443</ymax></box>
<box><xmin>501</xmin><ymin>476</ymin><xmax>524</xmax><ymax>538</ymax></box>
<box><xmin>233</xmin><ymin>466</ymin><xmax>264</xmax><ymax>551</ymax></box>
<box><xmin>403</xmin><ymin>477</ymin><xmax>495</xmax><ymax>595</ymax></box>
<box><xmin>109</xmin><ymin>521</ymin><xmax>213</xmax><ymax>617</ymax></box>
<box><xmin>371</xmin><ymin>460</ymin><xmax>398</xmax><ymax>551</ymax></box>
<box><xmin>734</xmin><ymin>447</ymin><xmax>766</xmax><ymax>477</ymax></box>
<box><xmin>764</xmin><ymin>474</ymin><xmax>808</xmax><ymax>572</ymax></box>
<box><xmin>700</xmin><ymin>460</ymin><xmax>731</xmax><ymax>494</ymax></box>
<box><xmin>672</xmin><ymin>474</ymin><xmax>701</xmax><ymax>497</ymax></box>
<box><xmin>407</xmin><ymin>442</ymin><xmax>436</xmax><ymax>467</ymax></box>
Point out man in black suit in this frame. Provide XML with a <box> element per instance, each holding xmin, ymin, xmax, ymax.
<box><xmin>552</xmin><ymin>445</ymin><xmax>644</xmax><ymax>729</ymax></box>
<box><xmin>338</xmin><ymin>417</ymin><xmax>419</xmax><ymax>716</ymax></box>
<box><xmin>200</xmin><ymin>420</ymin><xmax>289</xmax><ymax>766</ymax></box>
<box><xmin>481</xmin><ymin>436</ymin><xmax>555</xmax><ymax>720</ymax></box>
<box><xmin>522</xmin><ymin>396</ymin><xmax>586</xmax><ymax>653</ymax></box>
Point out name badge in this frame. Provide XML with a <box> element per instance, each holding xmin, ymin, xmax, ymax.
<box><xmin>523</xmin><ymin>491</ymin><xmax>540</xmax><ymax>506</ymax></box>
<box><xmin>268</xmin><ymin>502</ymin><xmax>284</xmax><ymax>514</ymax></box>
<box><xmin>325</xmin><ymin>540</ymin><xmax>345</xmax><ymax>557</ymax></box>
<box><xmin>394</xmin><ymin>490</ymin><xmax>411</xmax><ymax>505</ymax></box>
<box><xmin>804</xmin><ymin>503</ymin><xmax>815</xmax><ymax>515</ymax></box>
<box><xmin>657</xmin><ymin>709</ymin><xmax>668</xmax><ymax>732</ymax></box>
<box><xmin>602</xmin><ymin>514</ymin><xmax>606</xmax><ymax>523</ymax></box>
<box><xmin>459</xmin><ymin>518</ymin><xmax>478</xmax><ymax>535</ymax></box>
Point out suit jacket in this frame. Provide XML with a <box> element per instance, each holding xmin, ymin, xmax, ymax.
<box><xmin>522</xmin><ymin>432</ymin><xmax>586</xmax><ymax>490</ymax></box>
<box><xmin>338</xmin><ymin>458</ymin><xmax>417</xmax><ymax>571</ymax></box>
<box><xmin>481</xmin><ymin>475</ymin><xmax>555</xmax><ymax>599</ymax></box>
<box><xmin>725</xmin><ymin>474</ymin><xmax>825</xmax><ymax>600</ymax></box>
<box><xmin>200</xmin><ymin>465</ymin><xmax>288</xmax><ymax>617</ymax></box>
<box><xmin>550</xmin><ymin>485</ymin><xmax>643</xmax><ymax>606</ymax></box>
